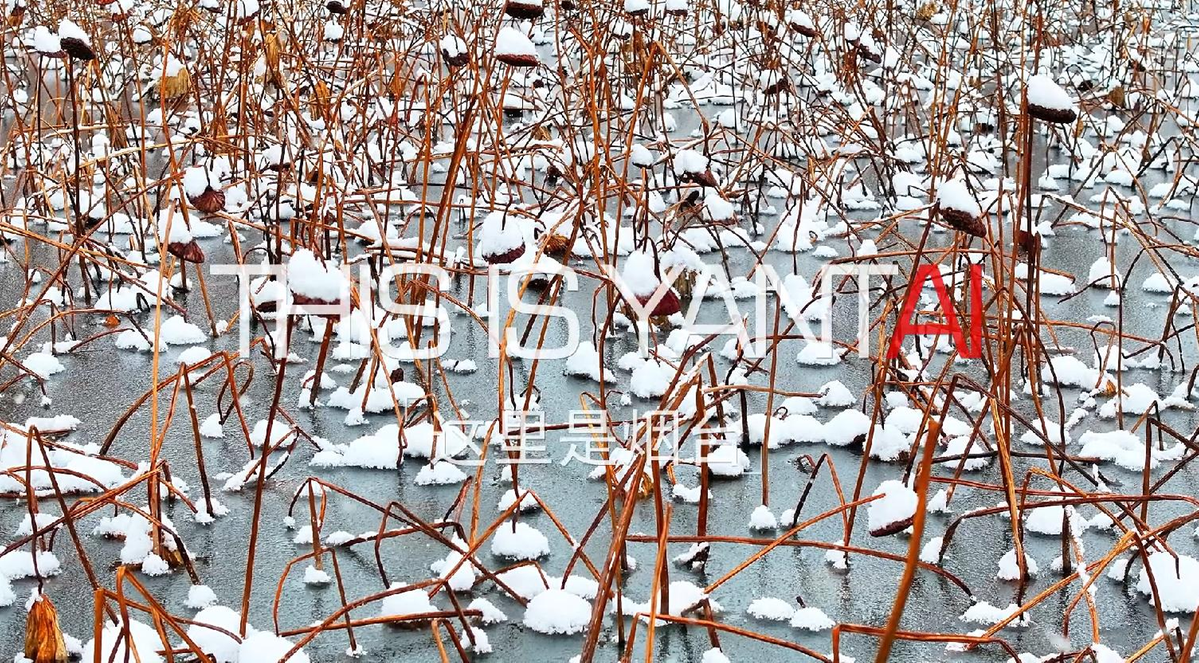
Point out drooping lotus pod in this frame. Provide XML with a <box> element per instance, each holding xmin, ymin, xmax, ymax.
<box><xmin>936</xmin><ymin>179</ymin><xmax>986</xmax><ymax>238</ymax></box>
<box><xmin>1026</xmin><ymin>74</ymin><xmax>1078</xmax><ymax>124</ymax></box>
<box><xmin>25</xmin><ymin>594</ymin><xmax>68</xmax><ymax>663</ymax></box>
<box><xmin>58</xmin><ymin>19</ymin><xmax>95</xmax><ymax>60</ymax></box>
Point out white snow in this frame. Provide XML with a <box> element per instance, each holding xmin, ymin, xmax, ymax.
<box><xmin>495</xmin><ymin>27</ymin><xmax>537</xmax><ymax>58</ymax></box>
<box><xmin>82</xmin><ymin>619</ymin><xmax>165</xmax><ymax>663</ymax></box>
<box><xmin>187</xmin><ymin>606</ymin><xmax>244</xmax><ymax>663</ymax></box>
<box><xmin>186</xmin><ymin>584</ymin><xmax>219</xmax><ymax>609</ymax></box>
<box><xmin>823</xmin><ymin>409</ymin><xmax>872</xmax><ymax>447</ymax></box>
<box><xmin>57</xmin><ymin>19</ymin><xmax>90</xmax><ymax>44</ymax></box>
<box><xmin>997</xmin><ymin>548</ymin><xmax>1039</xmax><ymax>580</ymax></box>
<box><xmin>478</xmin><ymin>211</ymin><xmax>525</xmax><ymax>258</ymax></box>
<box><xmin>469</xmin><ymin>597</ymin><xmax>508</xmax><ymax>624</ymax></box>
<box><xmin>620</xmin><ymin>249</ymin><xmax>663</xmax><ymax>299</ymax></box>
<box><xmin>673</xmin><ymin>149</ymin><xmax>708</xmax><ymax>175</ymax></box>
<box><xmin>159</xmin><ymin>315</ymin><xmax>207</xmax><ymax>345</ymax></box>
<box><xmin>414</xmin><ymin>461</ymin><xmax>469</xmax><ymax>486</ymax></box>
<box><xmin>490</xmin><ymin>521</ymin><xmax>550</xmax><ymax>560</ymax></box>
<box><xmin>937</xmin><ymin>179</ymin><xmax>981</xmax><ymax>216</ymax></box>
<box><xmin>564</xmin><ymin>341</ymin><xmax>604</xmax><ymax>381</ymax></box>
<box><xmin>379</xmin><ymin>582</ymin><xmax>438</xmax><ymax>618</ymax></box>
<box><xmin>237</xmin><ymin>631</ymin><xmax>310</xmax><ymax>663</ymax></box>
<box><xmin>960</xmin><ymin>601</ymin><xmax>1023</xmax><ymax>625</ymax></box>
<box><xmin>200</xmin><ymin>414</ymin><xmax>224</xmax><ymax>438</ymax></box>
<box><xmin>1136</xmin><ymin>552</ymin><xmax>1199</xmax><ymax>612</ymax></box>
<box><xmin>288</xmin><ymin>249</ymin><xmax>347</xmax><ymax>302</ymax></box>
<box><xmin>748</xmin><ymin>505</ymin><xmax>777</xmax><ymax>530</ymax></box>
<box><xmin>523</xmin><ymin>589</ymin><xmax>592</xmax><ymax>635</ymax></box>
<box><xmin>1027</xmin><ymin>74</ymin><xmax>1076</xmax><ymax>112</ymax></box>
<box><xmin>33</xmin><ymin>26</ymin><xmax>61</xmax><ymax>54</ymax></box>
<box><xmin>790</xmin><ymin>606</ymin><xmax>835</xmax><ymax>631</ymax></box>
<box><xmin>747</xmin><ymin>597</ymin><xmax>794</xmax><ymax>621</ymax></box>
<box><xmin>304</xmin><ymin>565</ymin><xmax>331</xmax><ymax>585</ymax></box>
<box><xmin>868</xmin><ymin>480</ymin><xmax>918</xmax><ymax>534</ymax></box>
<box><xmin>797</xmin><ymin>341</ymin><xmax>845</xmax><ymax>366</ymax></box>
<box><xmin>23</xmin><ymin>352</ymin><xmax>64</xmax><ymax>378</ymax></box>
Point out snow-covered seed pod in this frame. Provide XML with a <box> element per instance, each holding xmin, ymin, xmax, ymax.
<box><xmin>479</xmin><ymin>212</ymin><xmax>527</xmax><ymax>265</ymax></box>
<box><xmin>58</xmin><ymin>19</ymin><xmax>95</xmax><ymax>60</ymax></box>
<box><xmin>936</xmin><ymin>179</ymin><xmax>986</xmax><ymax>238</ymax></box>
<box><xmin>761</xmin><ymin>70</ymin><xmax>791</xmax><ymax>96</ymax></box>
<box><xmin>787</xmin><ymin>10</ymin><xmax>817</xmax><ymax>37</ymax></box>
<box><xmin>1026</xmin><ymin>74</ymin><xmax>1078</xmax><ymax>124</ymax></box>
<box><xmin>673</xmin><ymin>149</ymin><xmax>719</xmax><ymax>188</ymax></box>
<box><xmin>621</xmin><ymin>249</ymin><xmax>682</xmax><ymax>317</ymax></box>
<box><xmin>539</xmin><ymin>232</ymin><xmax>570</xmax><ymax>256</ymax></box>
<box><xmin>32</xmin><ymin>26</ymin><xmax>65</xmax><ymax>58</ymax></box>
<box><xmin>624</xmin><ymin>0</ymin><xmax>649</xmax><ymax>17</ymax></box>
<box><xmin>867</xmin><ymin>480</ymin><xmax>917</xmax><ymax>537</ymax></box>
<box><xmin>158</xmin><ymin>210</ymin><xmax>205</xmax><ymax>263</ymax></box>
<box><xmin>494</xmin><ymin>27</ymin><xmax>538</xmax><ymax>67</ymax></box>
<box><xmin>161</xmin><ymin>57</ymin><xmax>191</xmax><ymax>100</ymax></box>
<box><xmin>664</xmin><ymin>0</ymin><xmax>687</xmax><ymax>16</ymax></box>
<box><xmin>288</xmin><ymin>249</ymin><xmax>347</xmax><ymax>309</ymax></box>
<box><xmin>440</xmin><ymin>34</ymin><xmax>469</xmax><ymax>68</ymax></box>
<box><xmin>504</xmin><ymin>0</ymin><xmax>544</xmax><ymax>20</ymax></box>
<box><xmin>183</xmin><ymin>167</ymin><xmax>225</xmax><ymax>214</ymax></box>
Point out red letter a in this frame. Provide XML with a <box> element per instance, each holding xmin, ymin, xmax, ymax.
<box><xmin>886</xmin><ymin>265</ymin><xmax>982</xmax><ymax>359</ymax></box>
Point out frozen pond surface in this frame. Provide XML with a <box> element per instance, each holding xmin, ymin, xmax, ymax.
<box><xmin>2</xmin><ymin>0</ymin><xmax>1199</xmax><ymax>661</ymax></box>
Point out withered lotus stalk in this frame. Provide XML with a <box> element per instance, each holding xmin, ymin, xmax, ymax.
<box><xmin>504</xmin><ymin>0</ymin><xmax>544</xmax><ymax>19</ymax></box>
<box><xmin>25</xmin><ymin>594</ymin><xmax>68</xmax><ymax>663</ymax></box>
<box><xmin>188</xmin><ymin>186</ymin><xmax>226</xmax><ymax>214</ymax></box>
<box><xmin>168</xmin><ymin>239</ymin><xmax>205</xmax><ymax>263</ymax></box>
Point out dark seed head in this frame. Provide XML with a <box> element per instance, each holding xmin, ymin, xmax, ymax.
<box><xmin>60</xmin><ymin>37</ymin><xmax>95</xmax><ymax>61</ymax></box>
<box><xmin>1027</xmin><ymin>103</ymin><xmax>1077</xmax><ymax>124</ymax></box>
